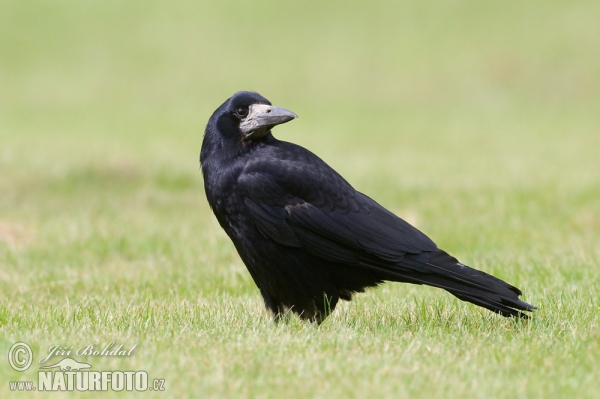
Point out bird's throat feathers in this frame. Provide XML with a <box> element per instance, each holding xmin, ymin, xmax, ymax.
<box><xmin>202</xmin><ymin>124</ymin><xmax>273</xmax><ymax>167</ymax></box>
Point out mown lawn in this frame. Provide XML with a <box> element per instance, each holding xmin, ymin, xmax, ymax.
<box><xmin>1</xmin><ymin>1</ymin><xmax>599</xmax><ymax>398</ymax></box>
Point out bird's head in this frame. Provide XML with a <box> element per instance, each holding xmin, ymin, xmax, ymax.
<box><xmin>210</xmin><ymin>91</ymin><xmax>298</xmax><ymax>141</ymax></box>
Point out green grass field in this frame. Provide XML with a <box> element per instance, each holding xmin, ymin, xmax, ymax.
<box><xmin>1</xmin><ymin>1</ymin><xmax>599</xmax><ymax>398</ymax></box>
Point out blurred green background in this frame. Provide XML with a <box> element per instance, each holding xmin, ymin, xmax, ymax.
<box><xmin>1</xmin><ymin>1</ymin><xmax>599</xmax><ymax>398</ymax></box>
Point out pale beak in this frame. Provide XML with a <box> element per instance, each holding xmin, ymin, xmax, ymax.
<box><xmin>239</xmin><ymin>103</ymin><xmax>298</xmax><ymax>138</ymax></box>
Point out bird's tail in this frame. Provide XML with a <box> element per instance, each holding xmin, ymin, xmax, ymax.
<box><xmin>382</xmin><ymin>249</ymin><xmax>537</xmax><ymax>318</ymax></box>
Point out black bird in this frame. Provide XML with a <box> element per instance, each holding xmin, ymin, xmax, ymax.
<box><xmin>200</xmin><ymin>91</ymin><xmax>536</xmax><ymax>323</ymax></box>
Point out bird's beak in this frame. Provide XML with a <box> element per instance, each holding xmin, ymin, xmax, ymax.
<box><xmin>239</xmin><ymin>104</ymin><xmax>298</xmax><ymax>138</ymax></box>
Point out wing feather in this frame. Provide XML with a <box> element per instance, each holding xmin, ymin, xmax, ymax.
<box><xmin>238</xmin><ymin>153</ymin><xmax>436</xmax><ymax>265</ymax></box>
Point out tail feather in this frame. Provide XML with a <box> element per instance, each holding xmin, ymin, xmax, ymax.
<box><xmin>452</xmin><ymin>292</ymin><xmax>529</xmax><ymax>318</ymax></box>
<box><xmin>363</xmin><ymin>249</ymin><xmax>537</xmax><ymax>318</ymax></box>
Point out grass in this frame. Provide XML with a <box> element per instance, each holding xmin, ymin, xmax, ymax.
<box><xmin>1</xmin><ymin>0</ymin><xmax>599</xmax><ymax>398</ymax></box>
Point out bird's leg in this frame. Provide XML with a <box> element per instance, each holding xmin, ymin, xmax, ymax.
<box><xmin>313</xmin><ymin>293</ymin><xmax>339</xmax><ymax>325</ymax></box>
<box><xmin>313</xmin><ymin>313</ymin><xmax>326</xmax><ymax>325</ymax></box>
<box><xmin>260</xmin><ymin>289</ymin><xmax>288</xmax><ymax>322</ymax></box>
<box><xmin>270</xmin><ymin>309</ymin><xmax>292</xmax><ymax>323</ymax></box>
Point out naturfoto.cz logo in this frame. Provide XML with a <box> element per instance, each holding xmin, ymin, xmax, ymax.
<box><xmin>7</xmin><ymin>342</ymin><xmax>166</xmax><ymax>392</ymax></box>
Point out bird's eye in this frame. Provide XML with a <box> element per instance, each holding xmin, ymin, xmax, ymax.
<box><xmin>234</xmin><ymin>108</ymin><xmax>249</xmax><ymax>118</ymax></box>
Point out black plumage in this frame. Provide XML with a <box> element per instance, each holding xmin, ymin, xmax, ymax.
<box><xmin>200</xmin><ymin>91</ymin><xmax>536</xmax><ymax>323</ymax></box>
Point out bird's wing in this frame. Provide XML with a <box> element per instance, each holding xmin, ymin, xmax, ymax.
<box><xmin>238</xmin><ymin>151</ymin><xmax>437</xmax><ymax>265</ymax></box>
